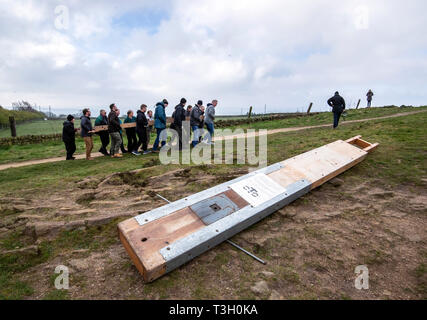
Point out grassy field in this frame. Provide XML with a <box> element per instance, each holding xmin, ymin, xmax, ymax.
<box><xmin>1</xmin><ymin>106</ymin><xmax>423</xmax><ymax>138</ymax></box>
<box><xmin>0</xmin><ymin>106</ymin><xmax>425</xmax><ymax>165</ymax></box>
<box><xmin>0</xmin><ymin>108</ymin><xmax>425</xmax><ymax>300</ymax></box>
<box><xmin>0</xmin><ymin>115</ymin><xmax>261</xmax><ymax>138</ymax></box>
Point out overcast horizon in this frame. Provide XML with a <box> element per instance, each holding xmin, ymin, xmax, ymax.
<box><xmin>1</xmin><ymin>0</ymin><xmax>426</xmax><ymax>116</ymax></box>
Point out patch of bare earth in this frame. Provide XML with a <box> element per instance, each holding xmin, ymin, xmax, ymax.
<box><xmin>1</xmin><ymin>166</ymin><xmax>426</xmax><ymax>300</ymax></box>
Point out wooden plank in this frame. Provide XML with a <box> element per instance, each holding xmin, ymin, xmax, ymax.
<box><xmin>119</xmin><ymin>136</ymin><xmax>379</xmax><ymax>282</ymax></box>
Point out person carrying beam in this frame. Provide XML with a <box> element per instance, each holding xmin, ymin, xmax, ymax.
<box><xmin>95</xmin><ymin>109</ymin><xmax>110</xmax><ymax>156</ymax></box>
<box><xmin>80</xmin><ymin>108</ymin><xmax>96</xmax><ymax>160</ymax></box>
<box><xmin>108</xmin><ymin>104</ymin><xmax>123</xmax><ymax>158</ymax></box>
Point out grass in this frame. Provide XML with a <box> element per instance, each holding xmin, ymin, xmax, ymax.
<box><xmin>0</xmin><ymin>106</ymin><xmax>425</xmax><ymax>165</ymax></box>
<box><xmin>0</xmin><ymin>111</ymin><xmax>425</xmax><ymax>196</ymax></box>
<box><xmin>0</xmin><ymin>107</ymin><xmax>425</xmax><ymax>300</ymax></box>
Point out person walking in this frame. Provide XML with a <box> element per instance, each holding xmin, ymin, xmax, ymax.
<box><xmin>185</xmin><ymin>105</ymin><xmax>193</xmax><ymax>117</ymax></box>
<box><xmin>204</xmin><ymin>100</ymin><xmax>217</xmax><ymax>145</ymax></box>
<box><xmin>80</xmin><ymin>108</ymin><xmax>96</xmax><ymax>160</ymax></box>
<box><xmin>190</xmin><ymin>100</ymin><xmax>204</xmax><ymax>147</ymax></box>
<box><xmin>136</xmin><ymin>104</ymin><xmax>150</xmax><ymax>155</ymax></box>
<box><xmin>94</xmin><ymin>109</ymin><xmax>110</xmax><ymax>156</ymax></box>
<box><xmin>172</xmin><ymin>98</ymin><xmax>187</xmax><ymax>150</ymax></box>
<box><xmin>62</xmin><ymin>115</ymin><xmax>77</xmax><ymax>160</ymax></box>
<box><xmin>327</xmin><ymin>91</ymin><xmax>346</xmax><ymax>129</ymax></box>
<box><xmin>124</xmin><ymin>110</ymin><xmax>139</xmax><ymax>155</ymax></box>
<box><xmin>108</xmin><ymin>104</ymin><xmax>123</xmax><ymax>158</ymax></box>
<box><xmin>366</xmin><ymin>90</ymin><xmax>374</xmax><ymax>108</ymax></box>
<box><xmin>152</xmin><ymin>99</ymin><xmax>168</xmax><ymax>153</ymax></box>
<box><xmin>116</xmin><ymin>109</ymin><xmax>128</xmax><ymax>154</ymax></box>
<box><xmin>146</xmin><ymin>110</ymin><xmax>154</xmax><ymax>147</ymax></box>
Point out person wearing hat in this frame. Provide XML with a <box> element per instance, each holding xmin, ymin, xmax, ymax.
<box><xmin>152</xmin><ymin>99</ymin><xmax>168</xmax><ymax>152</ymax></box>
<box><xmin>62</xmin><ymin>115</ymin><xmax>77</xmax><ymax>160</ymax></box>
<box><xmin>190</xmin><ymin>100</ymin><xmax>204</xmax><ymax>147</ymax></box>
<box><xmin>327</xmin><ymin>91</ymin><xmax>346</xmax><ymax>129</ymax></box>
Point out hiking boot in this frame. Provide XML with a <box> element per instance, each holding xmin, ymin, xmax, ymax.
<box><xmin>143</xmin><ymin>150</ymin><xmax>151</xmax><ymax>155</ymax></box>
<box><xmin>132</xmin><ymin>151</ymin><xmax>141</xmax><ymax>156</ymax></box>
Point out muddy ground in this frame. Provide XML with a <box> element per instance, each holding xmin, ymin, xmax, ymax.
<box><xmin>0</xmin><ymin>164</ymin><xmax>426</xmax><ymax>300</ymax></box>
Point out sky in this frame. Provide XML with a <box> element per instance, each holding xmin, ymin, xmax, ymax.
<box><xmin>0</xmin><ymin>0</ymin><xmax>426</xmax><ymax>116</ymax></box>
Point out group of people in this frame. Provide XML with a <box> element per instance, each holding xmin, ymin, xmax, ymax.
<box><xmin>62</xmin><ymin>98</ymin><xmax>218</xmax><ymax>160</ymax></box>
<box><xmin>327</xmin><ymin>90</ymin><xmax>374</xmax><ymax>129</ymax></box>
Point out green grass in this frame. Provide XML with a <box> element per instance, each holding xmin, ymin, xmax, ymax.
<box><xmin>0</xmin><ymin>111</ymin><xmax>426</xmax><ymax>196</ymax></box>
<box><xmin>0</xmin><ymin>106</ymin><xmax>425</xmax><ymax>165</ymax></box>
<box><xmin>229</xmin><ymin>106</ymin><xmax>427</xmax><ymax>131</ymax></box>
<box><xmin>0</xmin><ymin>107</ymin><xmax>425</xmax><ymax>300</ymax></box>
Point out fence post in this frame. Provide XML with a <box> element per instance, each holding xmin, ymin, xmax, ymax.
<box><xmin>307</xmin><ymin>102</ymin><xmax>313</xmax><ymax>114</ymax></box>
<box><xmin>356</xmin><ymin>99</ymin><xmax>361</xmax><ymax>110</ymax></box>
<box><xmin>9</xmin><ymin>116</ymin><xmax>16</xmax><ymax>137</ymax></box>
<box><xmin>248</xmin><ymin>106</ymin><xmax>253</xmax><ymax>119</ymax></box>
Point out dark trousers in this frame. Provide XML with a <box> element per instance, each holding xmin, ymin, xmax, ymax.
<box><xmin>64</xmin><ymin>141</ymin><xmax>76</xmax><ymax>160</ymax></box>
<box><xmin>153</xmin><ymin>128</ymin><xmax>166</xmax><ymax>151</ymax></box>
<box><xmin>367</xmin><ymin>100</ymin><xmax>372</xmax><ymax>108</ymax></box>
<box><xmin>98</xmin><ymin>132</ymin><xmax>110</xmax><ymax>155</ymax></box>
<box><xmin>136</xmin><ymin>129</ymin><xmax>148</xmax><ymax>152</ymax></box>
<box><xmin>170</xmin><ymin>124</ymin><xmax>183</xmax><ymax>150</ymax></box>
<box><xmin>126</xmin><ymin>129</ymin><xmax>138</xmax><ymax>152</ymax></box>
<box><xmin>119</xmin><ymin>133</ymin><xmax>127</xmax><ymax>153</ymax></box>
<box><xmin>333</xmin><ymin>111</ymin><xmax>342</xmax><ymax>128</ymax></box>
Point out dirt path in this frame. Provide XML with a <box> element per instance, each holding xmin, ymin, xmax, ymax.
<box><xmin>0</xmin><ymin>110</ymin><xmax>425</xmax><ymax>171</ymax></box>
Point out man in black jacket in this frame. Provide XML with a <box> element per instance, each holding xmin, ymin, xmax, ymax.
<box><xmin>327</xmin><ymin>91</ymin><xmax>346</xmax><ymax>129</ymax></box>
<box><xmin>136</xmin><ymin>104</ymin><xmax>150</xmax><ymax>154</ymax></box>
<box><xmin>62</xmin><ymin>115</ymin><xmax>77</xmax><ymax>160</ymax></box>
<box><xmin>108</xmin><ymin>104</ymin><xmax>123</xmax><ymax>158</ymax></box>
<box><xmin>173</xmin><ymin>98</ymin><xmax>187</xmax><ymax>150</ymax></box>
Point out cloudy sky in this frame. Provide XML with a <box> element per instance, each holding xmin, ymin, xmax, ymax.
<box><xmin>0</xmin><ymin>0</ymin><xmax>426</xmax><ymax>116</ymax></box>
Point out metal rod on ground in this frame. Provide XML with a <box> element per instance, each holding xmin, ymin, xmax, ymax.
<box><xmin>155</xmin><ymin>193</ymin><xmax>266</xmax><ymax>265</ymax></box>
<box><xmin>226</xmin><ymin>240</ymin><xmax>266</xmax><ymax>265</ymax></box>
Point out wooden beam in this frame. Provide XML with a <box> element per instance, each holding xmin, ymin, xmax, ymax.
<box><xmin>118</xmin><ymin>136</ymin><xmax>379</xmax><ymax>282</ymax></box>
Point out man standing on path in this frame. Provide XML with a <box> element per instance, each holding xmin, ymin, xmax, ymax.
<box><xmin>80</xmin><ymin>108</ymin><xmax>96</xmax><ymax>160</ymax></box>
<box><xmin>190</xmin><ymin>100</ymin><xmax>204</xmax><ymax>147</ymax></box>
<box><xmin>152</xmin><ymin>99</ymin><xmax>168</xmax><ymax>153</ymax></box>
<box><xmin>108</xmin><ymin>104</ymin><xmax>123</xmax><ymax>158</ymax></box>
<box><xmin>327</xmin><ymin>91</ymin><xmax>346</xmax><ymax>129</ymax></box>
<box><xmin>172</xmin><ymin>98</ymin><xmax>187</xmax><ymax>150</ymax></box>
<box><xmin>367</xmin><ymin>90</ymin><xmax>374</xmax><ymax>108</ymax></box>
<box><xmin>94</xmin><ymin>109</ymin><xmax>110</xmax><ymax>156</ymax></box>
<box><xmin>136</xmin><ymin>104</ymin><xmax>150</xmax><ymax>155</ymax></box>
<box><xmin>62</xmin><ymin>115</ymin><xmax>77</xmax><ymax>160</ymax></box>
<box><xmin>204</xmin><ymin>100</ymin><xmax>217</xmax><ymax>145</ymax></box>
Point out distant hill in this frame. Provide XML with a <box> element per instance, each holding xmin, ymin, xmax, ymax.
<box><xmin>0</xmin><ymin>106</ymin><xmax>45</xmax><ymax>127</ymax></box>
